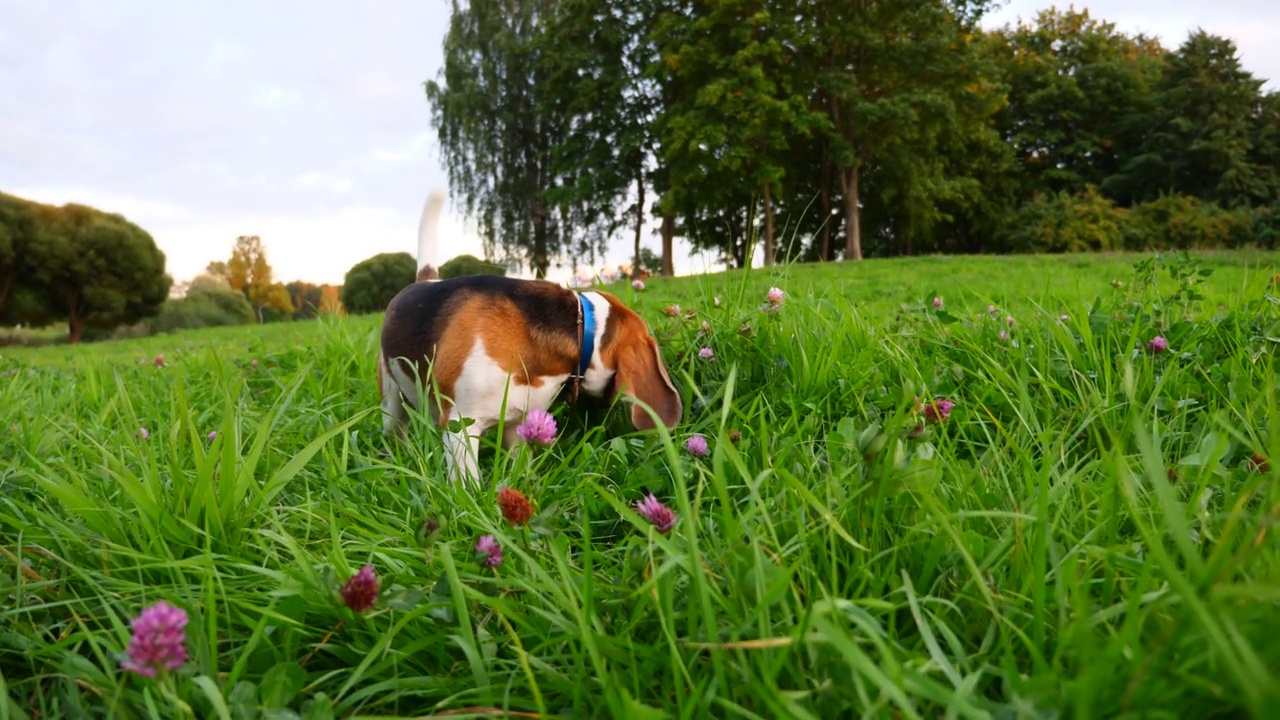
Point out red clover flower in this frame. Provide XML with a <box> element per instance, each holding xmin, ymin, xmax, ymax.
<box><xmin>340</xmin><ymin>565</ymin><xmax>379</xmax><ymax>612</ymax></box>
<box><xmin>497</xmin><ymin>487</ymin><xmax>534</xmax><ymax>526</ymax></box>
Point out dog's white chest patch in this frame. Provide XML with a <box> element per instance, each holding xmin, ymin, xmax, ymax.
<box><xmin>452</xmin><ymin>339</ymin><xmax>569</xmax><ymax>425</ymax></box>
<box><xmin>579</xmin><ymin>293</ymin><xmax>615</xmax><ymax>395</ymax></box>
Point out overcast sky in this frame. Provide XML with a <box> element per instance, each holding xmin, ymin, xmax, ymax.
<box><xmin>1</xmin><ymin>1</ymin><xmax>1276</xmax><ymax>287</ymax></box>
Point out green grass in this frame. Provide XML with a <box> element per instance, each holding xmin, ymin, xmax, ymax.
<box><xmin>2</xmin><ymin>249</ymin><xmax>1279</xmax><ymax>719</ymax></box>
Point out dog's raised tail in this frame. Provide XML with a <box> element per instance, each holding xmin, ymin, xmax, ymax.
<box><xmin>416</xmin><ymin>187</ymin><xmax>446</xmax><ymax>282</ymax></box>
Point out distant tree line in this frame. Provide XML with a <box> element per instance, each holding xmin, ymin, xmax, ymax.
<box><xmin>425</xmin><ymin>3</ymin><xmax>1279</xmax><ymax>276</ymax></box>
<box><xmin>1</xmin><ymin>190</ymin><xmax>519</xmax><ymax>343</ymax></box>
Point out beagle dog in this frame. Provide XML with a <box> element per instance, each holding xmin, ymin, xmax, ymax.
<box><xmin>377</xmin><ymin>191</ymin><xmax>682</xmax><ymax>486</ymax></box>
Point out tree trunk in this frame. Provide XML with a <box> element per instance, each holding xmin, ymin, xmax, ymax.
<box><xmin>533</xmin><ymin>202</ymin><xmax>549</xmax><ymax>279</ymax></box>
<box><xmin>840</xmin><ymin>164</ymin><xmax>863</xmax><ymax>261</ymax></box>
<box><xmin>633</xmin><ymin>172</ymin><xmax>645</xmax><ymax>278</ymax></box>
<box><xmin>660</xmin><ymin>210</ymin><xmax>675</xmax><ymax>276</ymax></box>
<box><xmin>68</xmin><ymin>313</ymin><xmax>84</xmax><ymax>344</ymax></box>
<box><xmin>762</xmin><ymin>180</ymin><xmax>775</xmax><ymax>266</ymax></box>
<box><xmin>0</xmin><ymin>275</ymin><xmax>13</xmax><ymax>315</ymax></box>
<box><xmin>819</xmin><ymin>153</ymin><xmax>832</xmax><ymax>261</ymax></box>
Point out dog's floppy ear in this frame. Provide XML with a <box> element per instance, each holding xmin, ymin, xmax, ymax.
<box><xmin>613</xmin><ymin>331</ymin><xmax>682</xmax><ymax>430</ymax></box>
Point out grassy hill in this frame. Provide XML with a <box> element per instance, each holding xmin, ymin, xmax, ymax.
<box><xmin>2</xmin><ymin>249</ymin><xmax>1278</xmax><ymax>718</ymax></box>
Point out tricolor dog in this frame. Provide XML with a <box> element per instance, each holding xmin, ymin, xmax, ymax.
<box><xmin>377</xmin><ymin>190</ymin><xmax>682</xmax><ymax>486</ymax></box>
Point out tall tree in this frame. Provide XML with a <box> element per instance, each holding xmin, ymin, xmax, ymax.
<box><xmin>226</xmin><ymin>235</ymin><xmax>292</xmax><ymax>322</ymax></box>
<box><xmin>427</xmin><ymin>0</ymin><xmax>610</xmax><ymax>278</ymax></box>
<box><xmin>1113</xmin><ymin>31</ymin><xmax>1274</xmax><ymax>207</ymax></box>
<box><xmin>810</xmin><ymin>0</ymin><xmax>999</xmax><ymax>260</ymax></box>
<box><xmin>990</xmin><ymin>8</ymin><xmax>1165</xmax><ymax>205</ymax></box>
<box><xmin>653</xmin><ymin>0</ymin><xmax>826</xmax><ymax>266</ymax></box>
<box><xmin>542</xmin><ymin>0</ymin><xmax>664</xmax><ymax>277</ymax></box>
<box><xmin>0</xmin><ymin>193</ymin><xmax>28</xmax><ymax>318</ymax></box>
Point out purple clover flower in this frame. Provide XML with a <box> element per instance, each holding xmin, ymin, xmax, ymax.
<box><xmin>121</xmin><ymin>601</ymin><xmax>188</xmax><ymax>677</ymax></box>
<box><xmin>516</xmin><ymin>408</ymin><xmax>557</xmax><ymax>445</ymax></box>
<box><xmin>635</xmin><ymin>494</ymin><xmax>677</xmax><ymax>534</ymax></box>
<box><xmin>924</xmin><ymin>399</ymin><xmax>955</xmax><ymax>423</ymax></box>
<box><xmin>476</xmin><ymin>534</ymin><xmax>503</xmax><ymax>567</ymax></box>
<box><xmin>685</xmin><ymin>434</ymin><xmax>709</xmax><ymax>457</ymax></box>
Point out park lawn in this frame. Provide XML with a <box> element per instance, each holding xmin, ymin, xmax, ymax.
<box><xmin>1</xmin><ymin>249</ymin><xmax>1279</xmax><ymax>718</ymax></box>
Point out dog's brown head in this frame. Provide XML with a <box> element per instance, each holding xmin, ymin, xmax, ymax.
<box><xmin>595</xmin><ymin>291</ymin><xmax>682</xmax><ymax>430</ymax></box>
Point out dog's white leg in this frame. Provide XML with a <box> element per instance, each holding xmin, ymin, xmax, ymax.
<box><xmin>501</xmin><ymin>423</ymin><xmax>525</xmax><ymax>449</ymax></box>
<box><xmin>379</xmin><ymin>355</ymin><xmax>410</xmax><ymax>438</ymax></box>
<box><xmin>442</xmin><ymin>413</ymin><xmax>487</xmax><ymax>488</ymax></box>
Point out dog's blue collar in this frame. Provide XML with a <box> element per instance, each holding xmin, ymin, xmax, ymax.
<box><xmin>576</xmin><ymin>292</ymin><xmax>596</xmax><ymax>378</ymax></box>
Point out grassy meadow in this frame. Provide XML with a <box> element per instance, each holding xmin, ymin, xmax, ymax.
<box><xmin>2</xmin><ymin>250</ymin><xmax>1279</xmax><ymax>718</ymax></box>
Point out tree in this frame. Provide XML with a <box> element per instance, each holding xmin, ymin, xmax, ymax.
<box><xmin>286</xmin><ymin>281</ymin><xmax>325</xmax><ymax>320</ymax></box>
<box><xmin>340</xmin><ymin>252</ymin><xmax>417</xmax><ymax>314</ymax></box>
<box><xmin>225</xmin><ymin>235</ymin><xmax>292</xmax><ymax>322</ymax></box>
<box><xmin>810</xmin><ymin>0</ymin><xmax>1000</xmax><ymax>260</ymax></box>
<box><xmin>0</xmin><ymin>193</ymin><xmax>29</xmax><ymax>319</ymax></box>
<box><xmin>653</xmin><ymin>0</ymin><xmax>827</xmax><ymax>265</ymax></box>
<box><xmin>151</xmin><ymin>283</ymin><xmax>256</xmax><ymax>333</ymax></box>
<box><xmin>439</xmin><ymin>254</ymin><xmax>508</xmax><ymax>279</ymax></box>
<box><xmin>23</xmin><ymin>203</ymin><xmax>171</xmax><ymax>343</ymax></box>
<box><xmin>427</xmin><ymin>0</ymin><xmax>610</xmax><ymax>279</ymax></box>
<box><xmin>1112</xmin><ymin>31</ymin><xmax>1274</xmax><ymax>208</ymax></box>
<box><xmin>990</xmin><ymin>8</ymin><xmax>1165</xmax><ymax>205</ymax></box>
<box><xmin>318</xmin><ymin>285</ymin><xmax>344</xmax><ymax>316</ymax></box>
<box><xmin>542</xmin><ymin>0</ymin><xmax>650</xmax><ymax>277</ymax></box>
<box><xmin>205</xmin><ymin>261</ymin><xmax>230</xmax><ymax>283</ymax></box>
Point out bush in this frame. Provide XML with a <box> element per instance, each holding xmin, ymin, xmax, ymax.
<box><xmin>1123</xmin><ymin>194</ymin><xmax>1255</xmax><ymax>250</ymax></box>
<box><xmin>149</xmin><ymin>287</ymin><xmax>255</xmax><ymax>334</ymax></box>
<box><xmin>340</xmin><ymin>252</ymin><xmax>416</xmax><ymax>314</ymax></box>
<box><xmin>1248</xmin><ymin>201</ymin><xmax>1280</xmax><ymax>249</ymax></box>
<box><xmin>999</xmin><ymin>186</ymin><xmax>1127</xmax><ymax>253</ymax></box>
<box><xmin>439</xmin><ymin>254</ymin><xmax>507</xmax><ymax>279</ymax></box>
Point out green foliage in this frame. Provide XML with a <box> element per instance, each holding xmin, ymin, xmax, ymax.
<box><xmin>286</xmin><ymin>281</ymin><xmax>325</xmax><ymax>320</ymax></box>
<box><xmin>339</xmin><ymin>251</ymin><xmax>416</xmax><ymax>314</ymax></box>
<box><xmin>998</xmin><ymin>186</ymin><xmax>1128</xmax><ymax>253</ymax></box>
<box><xmin>426</xmin><ymin>0</ymin><xmax>615</xmax><ymax>278</ymax></box>
<box><xmin>438</xmin><ymin>253</ymin><xmax>508</xmax><ymax>279</ymax></box>
<box><xmin>0</xmin><ymin>194</ymin><xmax>25</xmax><ymax>319</ymax></box>
<box><xmin>653</xmin><ymin>0</ymin><xmax>828</xmax><ymax>264</ymax></box>
<box><xmin>1124</xmin><ymin>194</ymin><xmax>1256</xmax><ymax>250</ymax></box>
<box><xmin>1114</xmin><ymin>31</ymin><xmax>1275</xmax><ymax>207</ymax></box>
<box><xmin>991</xmin><ymin>8</ymin><xmax>1165</xmax><ymax>202</ymax></box>
<box><xmin>150</xmin><ymin>286</ymin><xmax>256</xmax><ymax>334</ymax></box>
<box><xmin>0</xmin><ymin>194</ymin><xmax>172</xmax><ymax>342</ymax></box>
<box><xmin>2</xmin><ymin>252</ymin><xmax>1278</xmax><ymax>717</ymax></box>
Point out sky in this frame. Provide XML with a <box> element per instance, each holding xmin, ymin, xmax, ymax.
<box><xmin>1</xmin><ymin>1</ymin><xmax>1276</xmax><ymax>289</ymax></box>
